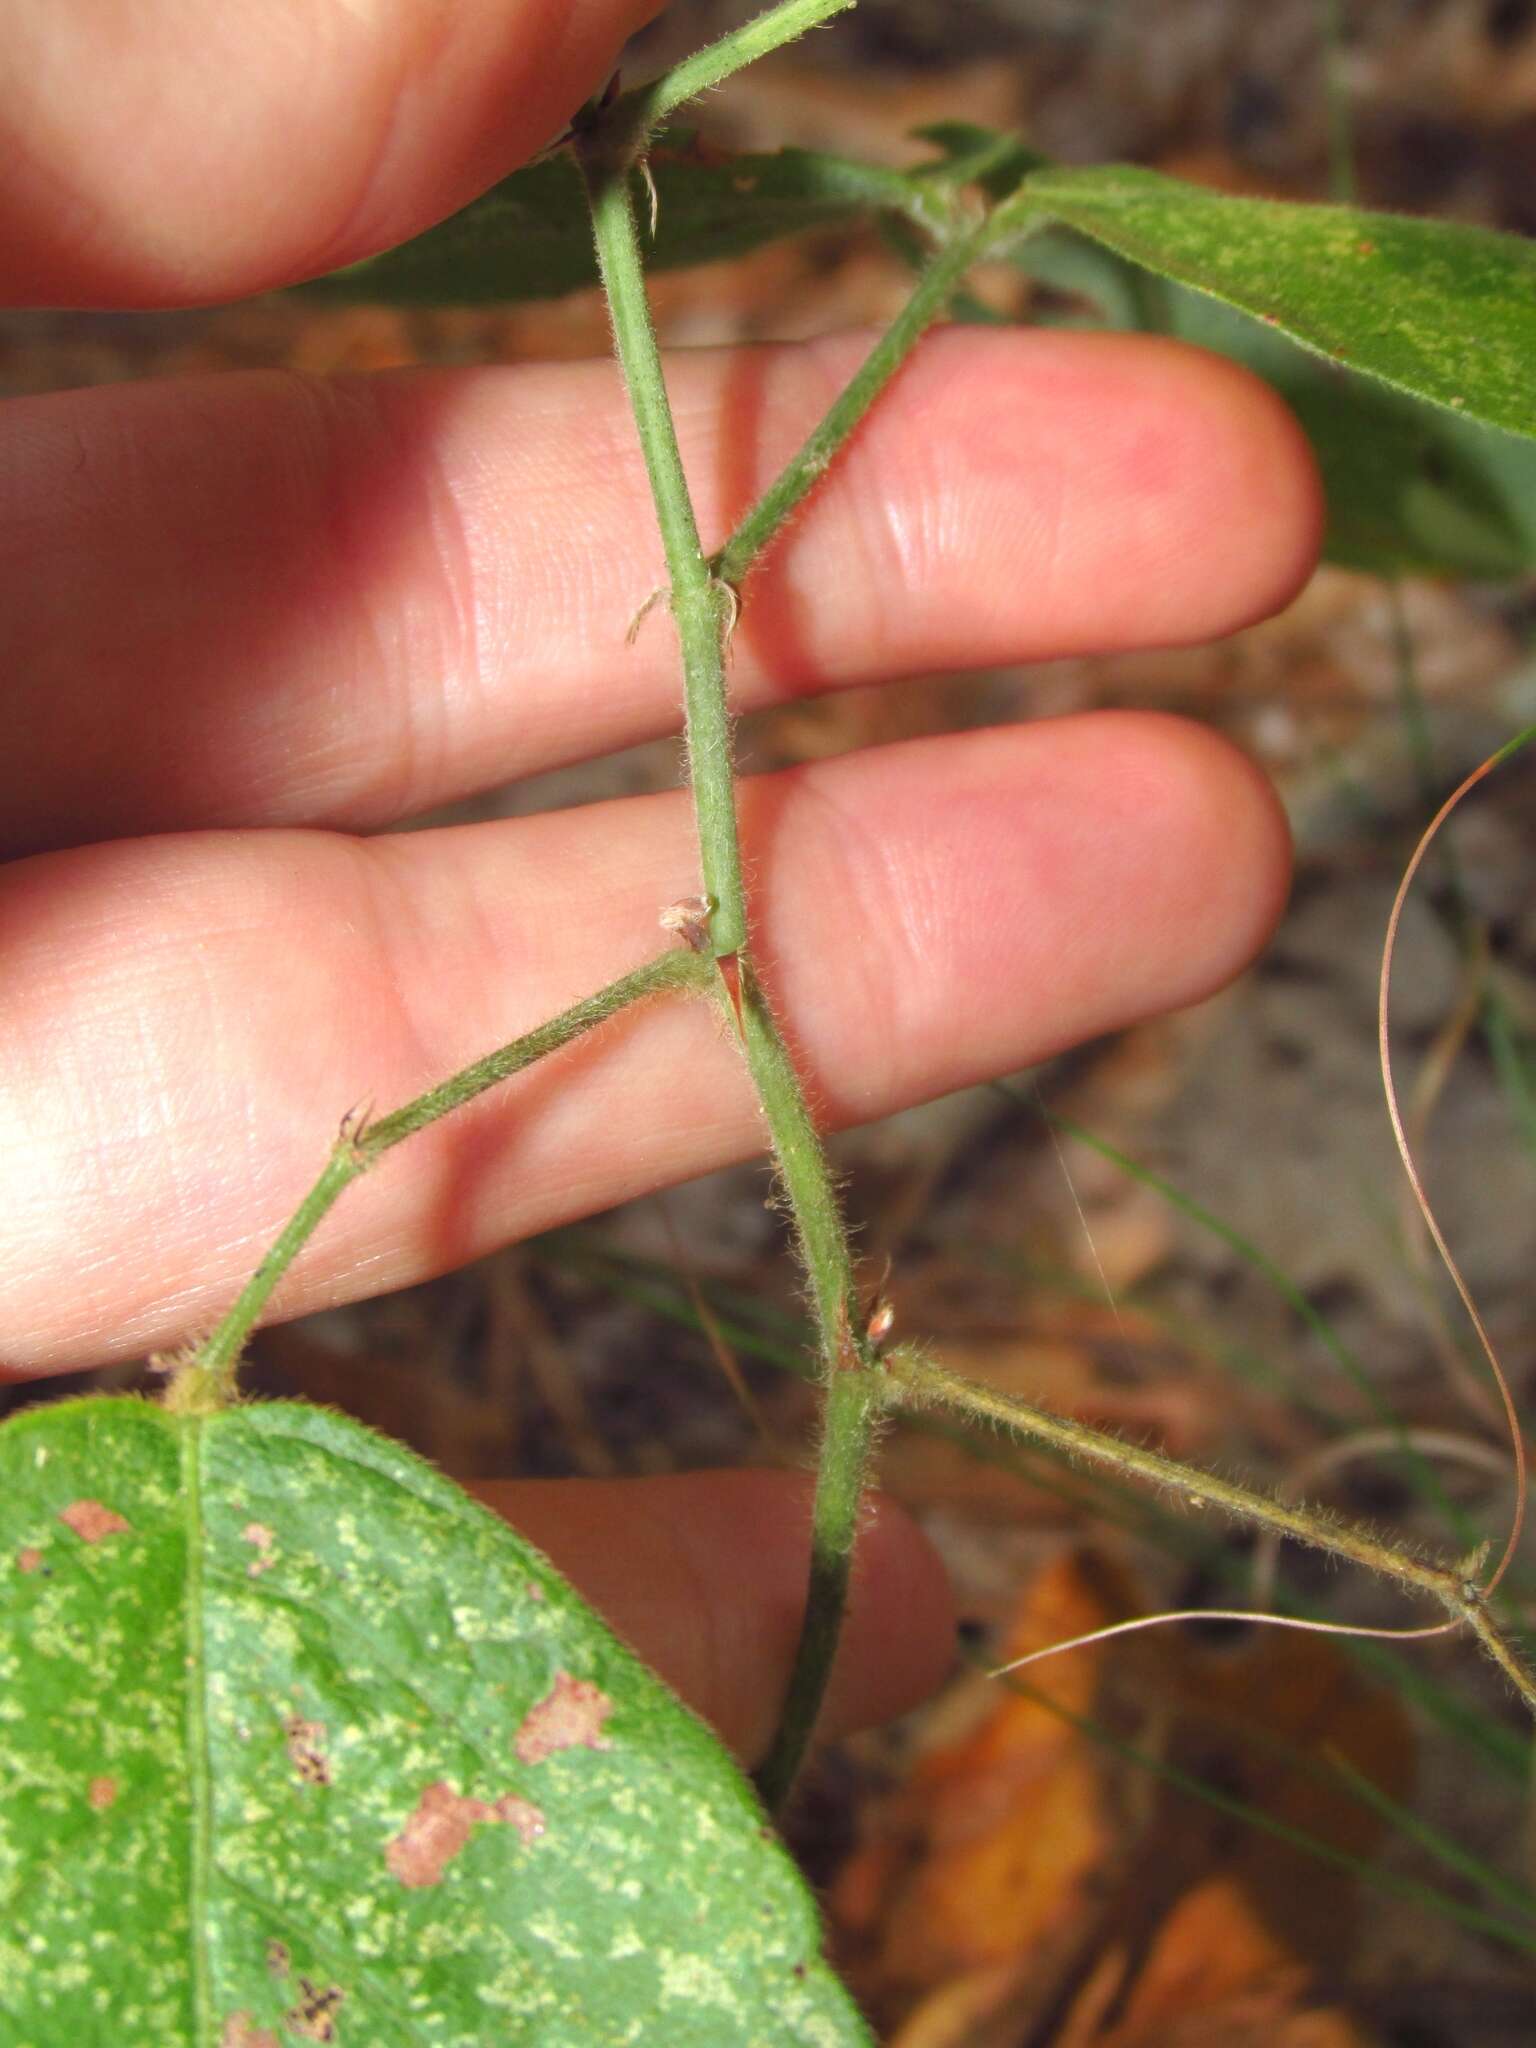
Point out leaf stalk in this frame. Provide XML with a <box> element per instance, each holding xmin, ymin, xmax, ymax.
<box><xmin>887</xmin><ymin>1348</ymin><xmax>1536</xmax><ymax>1712</ymax></box>
<box><xmin>177</xmin><ymin>950</ymin><xmax>711</xmax><ymax>1410</ymax></box>
<box><xmin>612</xmin><ymin>0</ymin><xmax>858</xmax><ymax>149</ymax></box>
<box><xmin>578</xmin><ymin>141</ymin><xmax>748</xmax><ymax>958</ymax></box>
<box><xmin>712</xmin><ymin>213</ymin><xmax>1011</xmax><ymax>589</ymax></box>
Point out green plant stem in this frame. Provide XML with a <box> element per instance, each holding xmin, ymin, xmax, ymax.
<box><xmin>891</xmin><ymin>1351</ymin><xmax>1448</xmax><ymax>1593</ymax></box>
<box><xmin>711</xmin><ymin>214</ymin><xmax>1003</xmax><ymax>588</ymax></box>
<box><xmin>886</xmin><ymin>1348</ymin><xmax>1536</xmax><ymax>1711</ymax></box>
<box><xmin>176</xmin><ymin>950</ymin><xmax>711</xmax><ymax>1410</ymax></box>
<box><xmin>614</xmin><ymin>0</ymin><xmax>856</xmax><ymax>144</ymax></box>
<box><xmin>578</xmin><ymin>142</ymin><xmax>746</xmax><ymax>957</ymax></box>
<box><xmin>733</xmin><ymin>960</ymin><xmax>882</xmax><ymax>1810</ymax></box>
<box><xmin>544</xmin><ymin>1232</ymin><xmax>1534</xmax><ymax>1784</ymax></box>
<box><xmin>733</xmin><ymin>963</ymin><xmax>859</xmax><ymax>1345</ymax></box>
<box><xmin>582</xmin><ymin>46</ymin><xmax>911</xmax><ymax>1802</ymax></box>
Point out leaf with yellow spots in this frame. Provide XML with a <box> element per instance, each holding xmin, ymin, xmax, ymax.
<box><xmin>0</xmin><ymin>1397</ymin><xmax>869</xmax><ymax>2046</ymax></box>
<box><xmin>1004</xmin><ymin>163</ymin><xmax>1536</xmax><ymax>443</ymax></box>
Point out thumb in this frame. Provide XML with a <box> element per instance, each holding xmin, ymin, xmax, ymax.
<box><xmin>2</xmin><ymin>0</ymin><xmax>662</xmax><ymax>307</ymax></box>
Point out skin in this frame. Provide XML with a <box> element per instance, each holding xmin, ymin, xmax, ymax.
<box><xmin>0</xmin><ymin>0</ymin><xmax>1323</xmax><ymax>1766</ymax></box>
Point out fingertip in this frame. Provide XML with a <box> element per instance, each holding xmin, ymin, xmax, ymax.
<box><xmin>1080</xmin><ymin>332</ymin><xmax>1325</xmax><ymax>642</ymax></box>
<box><xmin>766</xmin><ymin>709</ymin><xmax>1293</xmax><ymax>1125</ymax></box>
<box><xmin>1102</xmin><ymin>710</ymin><xmax>1295</xmax><ymax>1006</ymax></box>
<box><xmin>1151</xmin><ymin>337</ymin><xmax>1327</xmax><ymax>634</ymax></box>
<box><xmin>880</xmin><ymin>328</ymin><xmax>1325</xmax><ymax>657</ymax></box>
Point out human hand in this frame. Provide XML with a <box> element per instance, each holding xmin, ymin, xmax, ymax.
<box><xmin>0</xmin><ymin>0</ymin><xmax>1321</xmax><ymax>1764</ymax></box>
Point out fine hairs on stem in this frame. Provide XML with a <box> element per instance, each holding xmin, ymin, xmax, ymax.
<box><xmin>179</xmin><ymin>950</ymin><xmax>716</xmax><ymax>1412</ymax></box>
<box><xmin>186</xmin><ymin>0</ymin><xmax>1536</xmax><ymax>1813</ymax></box>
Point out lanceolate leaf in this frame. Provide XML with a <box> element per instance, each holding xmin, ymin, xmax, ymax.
<box><xmin>303</xmin><ymin>142</ymin><xmax>931</xmax><ymax>306</ymax></box>
<box><xmin>0</xmin><ymin>1398</ymin><xmax>870</xmax><ymax>2047</ymax></box>
<box><xmin>1008</xmin><ymin>163</ymin><xmax>1536</xmax><ymax>443</ymax></box>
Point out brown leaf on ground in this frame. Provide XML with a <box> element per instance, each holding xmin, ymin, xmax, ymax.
<box><xmin>837</xmin><ymin>1551</ymin><xmax>1414</xmax><ymax>2044</ymax></box>
<box><xmin>1059</xmin><ymin>1878</ymin><xmax>1371</xmax><ymax>2048</ymax></box>
<box><xmin>1149</xmin><ymin>1625</ymin><xmax>1417</xmax><ymax>1974</ymax></box>
<box><xmin>833</xmin><ymin>1552</ymin><xmax>1129</xmax><ymax>2029</ymax></box>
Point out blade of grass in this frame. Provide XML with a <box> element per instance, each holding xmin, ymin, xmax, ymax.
<box><xmin>1326</xmin><ymin>1744</ymin><xmax>1536</xmax><ymax>1921</ymax></box>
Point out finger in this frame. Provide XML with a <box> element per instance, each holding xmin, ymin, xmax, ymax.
<box><xmin>468</xmin><ymin>1471</ymin><xmax>955</xmax><ymax>1765</ymax></box>
<box><xmin>0</xmin><ymin>330</ymin><xmax>1322</xmax><ymax>856</ymax></box>
<box><xmin>3</xmin><ymin>0</ymin><xmax>661</xmax><ymax>306</ymax></box>
<box><xmin>0</xmin><ymin>711</ymin><xmax>1290</xmax><ymax>1376</ymax></box>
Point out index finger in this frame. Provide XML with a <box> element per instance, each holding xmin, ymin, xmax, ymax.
<box><xmin>3</xmin><ymin>0</ymin><xmax>661</xmax><ymax>307</ymax></box>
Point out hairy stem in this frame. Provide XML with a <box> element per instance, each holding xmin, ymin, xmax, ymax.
<box><xmin>614</xmin><ymin>0</ymin><xmax>857</xmax><ymax>146</ymax></box>
<box><xmin>888</xmin><ymin>1348</ymin><xmax>1536</xmax><ymax>1711</ymax></box>
<box><xmin>733</xmin><ymin>961</ymin><xmax>884</xmax><ymax>1809</ymax></box>
<box><xmin>713</xmin><ymin>214</ymin><xmax>1006</xmax><ymax>588</ymax></box>
<box><xmin>582</xmin><ymin>29</ymin><xmax>935</xmax><ymax>1792</ymax></box>
<box><xmin>891</xmin><ymin>1350</ymin><xmax>1448</xmax><ymax>1593</ymax></box>
<box><xmin>176</xmin><ymin>950</ymin><xmax>712</xmax><ymax>1410</ymax></box>
<box><xmin>579</xmin><ymin>142</ymin><xmax>746</xmax><ymax>957</ymax></box>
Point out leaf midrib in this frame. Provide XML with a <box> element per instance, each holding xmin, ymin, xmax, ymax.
<box><xmin>179</xmin><ymin>1416</ymin><xmax>214</xmax><ymax>2047</ymax></box>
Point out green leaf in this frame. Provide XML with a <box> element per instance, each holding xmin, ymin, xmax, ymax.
<box><xmin>303</xmin><ymin>143</ymin><xmax>929</xmax><ymax>307</ymax></box>
<box><xmin>0</xmin><ymin>1397</ymin><xmax>869</xmax><ymax>2047</ymax></box>
<box><xmin>1010</xmin><ymin>163</ymin><xmax>1536</xmax><ymax>442</ymax></box>
<box><xmin>1017</xmin><ymin>225</ymin><xmax>1536</xmax><ymax>577</ymax></box>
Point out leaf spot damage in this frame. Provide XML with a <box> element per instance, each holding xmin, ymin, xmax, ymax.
<box><xmin>242</xmin><ymin>1521</ymin><xmax>278</xmax><ymax>1576</ymax></box>
<box><xmin>515</xmin><ymin>1670</ymin><xmax>616</xmax><ymax>1764</ymax></box>
<box><xmin>284</xmin><ymin>1979</ymin><xmax>344</xmax><ymax>2042</ymax></box>
<box><xmin>88</xmin><ymin>1775</ymin><xmax>118</xmax><ymax>1811</ymax></box>
<box><xmin>386</xmin><ymin>1780</ymin><xmax>546</xmax><ymax>1888</ymax></box>
<box><xmin>15</xmin><ymin>1547</ymin><xmax>43</xmax><ymax>1573</ymax></box>
<box><xmin>221</xmin><ymin>2017</ymin><xmax>280</xmax><ymax>2048</ymax></box>
<box><xmin>284</xmin><ymin>1716</ymin><xmax>331</xmax><ymax>1788</ymax></box>
<box><xmin>58</xmin><ymin>1498</ymin><xmax>130</xmax><ymax>1543</ymax></box>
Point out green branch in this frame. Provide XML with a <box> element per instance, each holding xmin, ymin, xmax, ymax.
<box><xmin>887</xmin><ymin>1348</ymin><xmax>1536</xmax><ymax>1713</ymax></box>
<box><xmin>580</xmin><ymin>3</ymin><xmax>943</xmax><ymax>1798</ymax></box>
<box><xmin>614</xmin><ymin>0</ymin><xmax>857</xmax><ymax>147</ymax></box>
<box><xmin>713</xmin><ymin>213</ymin><xmax>1010</xmax><ymax>588</ymax></box>
<box><xmin>733</xmin><ymin>960</ymin><xmax>884</xmax><ymax>1810</ymax></box>
<box><xmin>173</xmin><ymin>0</ymin><xmax>1536</xmax><ymax>1852</ymax></box>
<box><xmin>175</xmin><ymin>950</ymin><xmax>712</xmax><ymax>1411</ymax></box>
<box><xmin>578</xmin><ymin>141</ymin><xmax>747</xmax><ymax>957</ymax></box>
